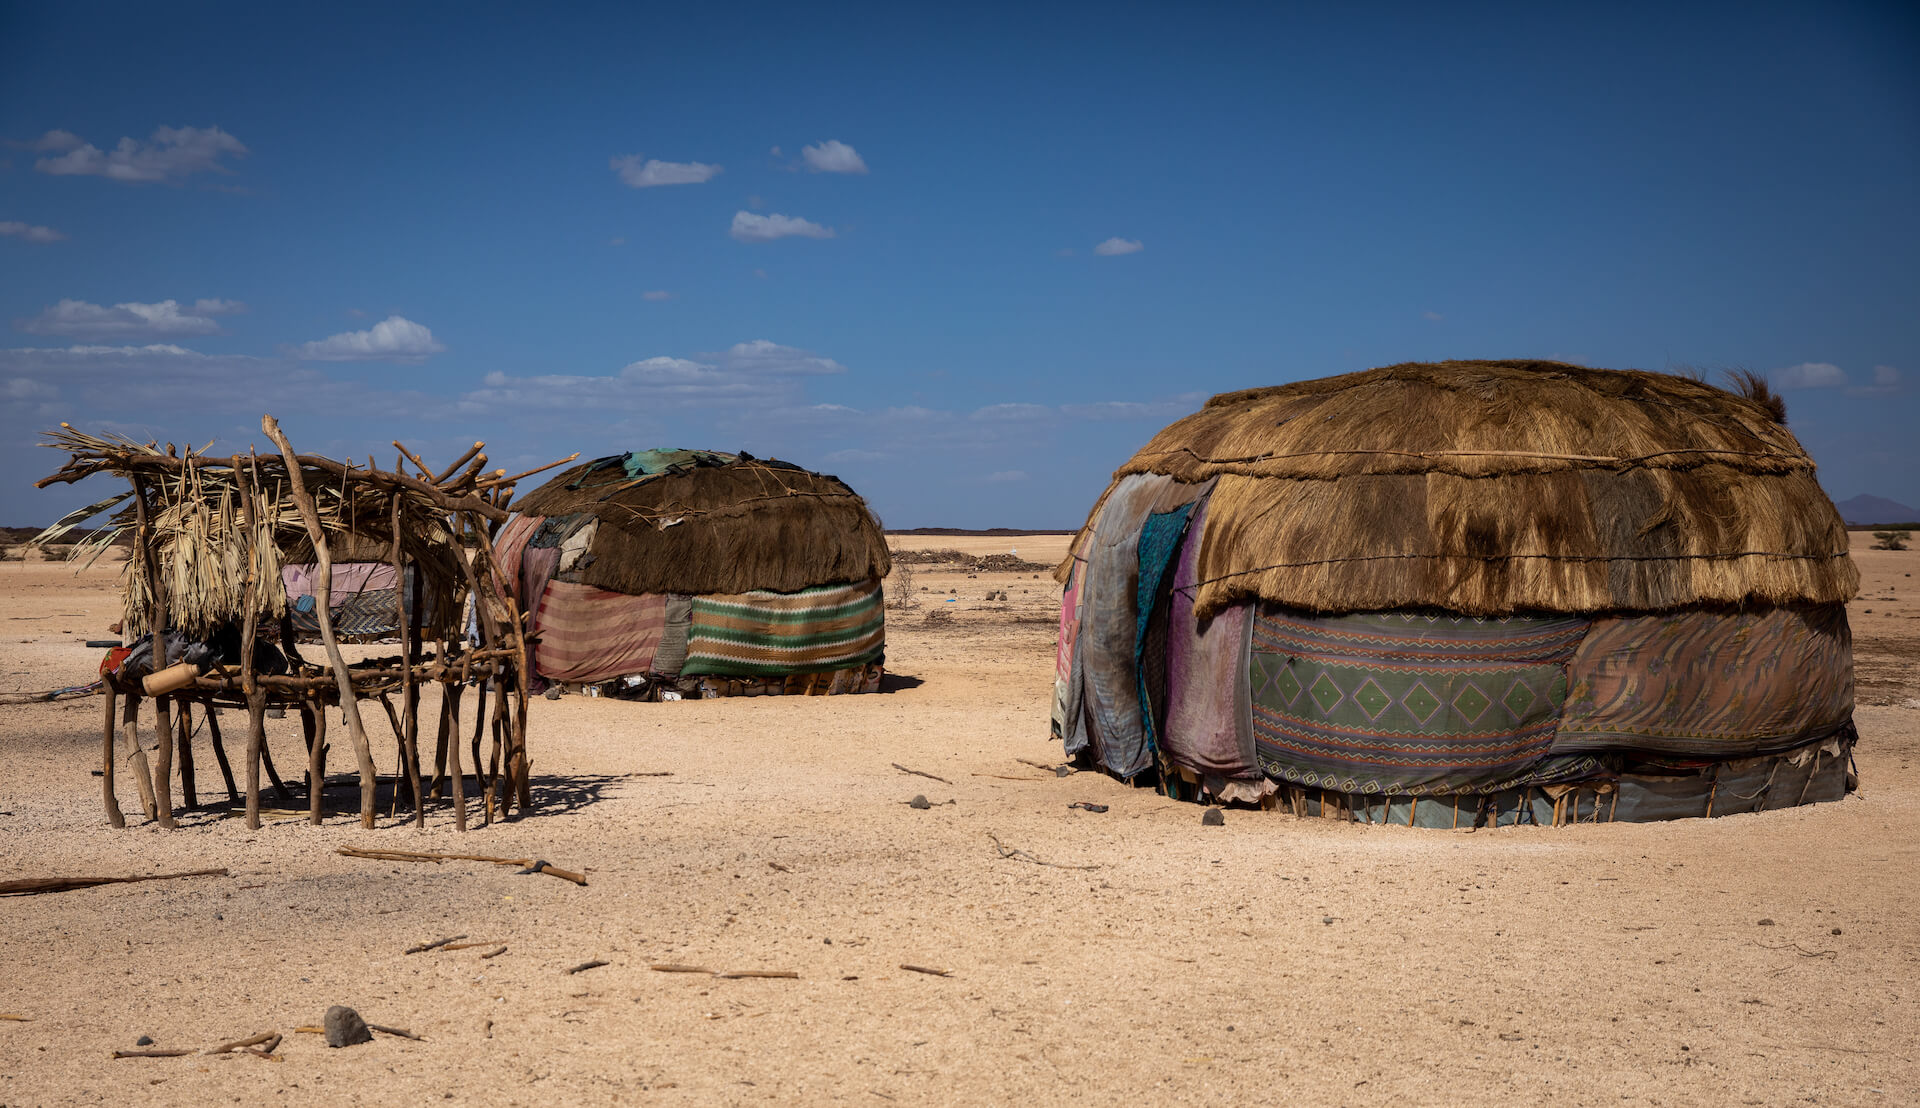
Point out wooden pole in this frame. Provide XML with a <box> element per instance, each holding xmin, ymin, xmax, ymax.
<box><xmin>472</xmin><ymin>527</ymin><xmax>532</xmax><ymax>815</ymax></box>
<box><xmin>121</xmin><ymin>692</ymin><xmax>157</xmax><ymax>822</ymax></box>
<box><xmin>244</xmin><ymin>688</ymin><xmax>266</xmax><ymax>829</ymax></box>
<box><xmin>390</xmin><ymin>491</ymin><xmax>422</xmax><ymax>825</ymax></box>
<box><xmin>259</xmin><ymin>713</ymin><xmax>292</xmax><ymax>805</ymax></box>
<box><xmin>449</xmin><ymin>519</ymin><xmax>502</xmax><ymax>827</ymax></box>
<box><xmin>445</xmin><ymin>679</ymin><xmax>467</xmax><ymax>832</ymax></box>
<box><xmin>203</xmin><ymin>705</ymin><xmax>240</xmax><ymax>804</ymax></box>
<box><xmin>469</xmin><ymin>671</ymin><xmax>490</xmax><ymax>825</ymax></box>
<box><xmin>176</xmin><ymin>699</ymin><xmax>197</xmax><ymax>809</ymax></box>
<box><xmin>235</xmin><ymin>452</ymin><xmax>264</xmax><ymax>828</ymax></box>
<box><xmin>131</xmin><ymin>476</ymin><xmax>176</xmax><ymax>829</ymax></box>
<box><xmin>101</xmin><ymin>685</ymin><xmax>124</xmax><ymax>828</ymax></box>
<box><xmin>262</xmin><ymin>414</ymin><xmax>379</xmax><ymax>828</ymax></box>
<box><xmin>302</xmin><ymin>700</ymin><xmax>325</xmax><ymax>824</ymax></box>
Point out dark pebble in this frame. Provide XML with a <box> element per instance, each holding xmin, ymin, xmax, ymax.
<box><xmin>1201</xmin><ymin>808</ymin><xmax>1225</xmax><ymax>826</ymax></box>
<box><xmin>135</xmin><ymin>1035</ymin><xmax>153</xmax><ymax>1046</ymax></box>
<box><xmin>1832</xmin><ymin>928</ymin><xmax>1843</xmax><ymax>935</ymax></box>
<box><xmin>324</xmin><ymin>1004</ymin><xmax>373</xmax><ymax>1048</ymax></box>
<box><xmin>1757</xmin><ymin>918</ymin><xmax>1775</xmax><ymax>926</ymax></box>
<box><xmin>543</xmin><ymin>686</ymin><xmax>563</xmax><ymax>700</ymax></box>
<box><xmin>908</xmin><ymin>795</ymin><xmax>931</xmax><ymax>809</ymax></box>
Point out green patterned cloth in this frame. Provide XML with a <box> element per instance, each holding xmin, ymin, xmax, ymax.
<box><xmin>1250</xmin><ymin>609</ymin><xmax>1589</xmax><ymax>795</ymax></box>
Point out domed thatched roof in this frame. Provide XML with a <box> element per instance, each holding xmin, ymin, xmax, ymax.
<box><xmin>511</xmin><ymin>449</ymin><xmax>889</xmax><ymax>597</ymax></box>
<box><xmin>1063</xmin><ymin>360</ymin><xmax>1856</xmax><ymax>618</ymax></box>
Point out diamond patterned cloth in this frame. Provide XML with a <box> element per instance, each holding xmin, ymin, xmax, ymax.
<box><xmin>1249</xmin><ymin>609</ymin><xmax>1589</xmax><ymax>794</ymax></box>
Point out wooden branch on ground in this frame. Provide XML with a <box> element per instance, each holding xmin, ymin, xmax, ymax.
<box><xmin>0</xmin><ymin>869</ymin><xmax>228</xmax><ymax>896</ymax></box>
<box><xmin>565</xmin><ymin>960</ymin><xmax>609</xmax><ymax>975</ymax></box>
<box><xmin>404</xmin><ymin>934</ymin><xmax>468</xmax><ymax>955</ymax></box>
<box><xmin>986</xmin><ymin>832</ymin><xmax>1101</xmax><ymax>871</ymax></box>
<box><xmin>368</xmin><ymin>1023</ymin><xmax>423</xmax><ymax>1041</ymax></box>
<box><xmin>715</xmin><ymin>970</ymin><xmax>799</xmax><ymax>979</ymax></box>
<box><xmin>207</xmin><ymin>1031</ymin><xmax>281</xmax><ymax>1055</ymax></box>
<box><xmin>892</xmin><ymin>763</ymin><xmax>953</xmax><ymax>785</ymax></box>
<box><xmin>649</xmin><ymin>963</ymin><xmax>713</xmax><ymax>974</ymax></box>
<box><xmin>112</xmin><ymin>1049</ymin><xmax>194</xmax><ymax>1059</ymax></box>
<box><xmin>899</xmin><ymin>964</ymin><xmax>952</xmax><ymax>977</ymax></box>
<box><xmin>336</xmin><ymin>845</ymin><xmax>586</xmax><ymax>885</ymax></box>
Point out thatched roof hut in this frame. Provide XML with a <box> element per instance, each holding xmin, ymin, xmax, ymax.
<box><xmin>1053</xmin><ymin>361</ymin><xmax>1859</xmax><ymax>826</ymax></box>
<box><xmin>498</xmin><ymin>449</ymin><xmax>889</xmax><ymax>697</ymax></box>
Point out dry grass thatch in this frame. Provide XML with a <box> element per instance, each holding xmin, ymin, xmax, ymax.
<box><xmin>511</xmin><ymin>453</ymin><xmax>890</xmax><ymax>597</ymax></box>
<box><xmin>1061</xmin><ymin>360</ymin><xmax>1857</xmax><ymax>618</ymax></box>
<box><xmin>33</xmin><ymin>426</ymin><xmax>500</xmax><ymax>638</ymax></box>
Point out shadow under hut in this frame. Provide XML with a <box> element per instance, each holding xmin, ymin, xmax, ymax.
<box><xmin>35</xmin><ymin>417</ymin><xmax>574</xmax><ymax>831</ymax></box>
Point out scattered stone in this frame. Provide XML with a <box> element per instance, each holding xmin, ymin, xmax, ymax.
<box><xmin>544</xmin><ymin>686</ymin><xmax>563</xmax><ymax>701</ymax></box>
<box><xmin>908</xmin><ymin>795</ymin><xmax>931</xmax><ymax>810</ymax></box>
<box><xmin>135</xmin><ymin>1035</ymin><xmax>153</xmax><ymax>1046</ymax></box>
<box><xmin>324</xmin><ymin>1005</ymin><xmax>373</xmax><ymax>1048</ymax></box>
<box><xmin>1832</xmin><ymin>928</ymin><xmax>1843</xmax><ymax>935</ymax></box>
<box><xmin>1201</xmin><ymin>808</ymin><xmax>1225</xmax><ymax>826</ymax></box>
<box><xmin>1053</xmin><ymin>766</ymin><xmax>1071</xmax><ymax>778</ymax></box>
<box><xmin>1757</xmin><ymin>918</ymin><xmax>1775</xmax><ymax>927</ymax></box>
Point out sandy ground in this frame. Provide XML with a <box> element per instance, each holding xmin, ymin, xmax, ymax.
<box><xmin>0</xmin><ymin>533</ymin><xmax>1915</xmax><ymax>1106</ymax></box>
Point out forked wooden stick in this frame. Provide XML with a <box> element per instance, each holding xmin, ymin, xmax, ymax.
<box><xmin>0</xmin><ymin>869</ymin><xmax>228</xmax><ymax>896</ymax></box>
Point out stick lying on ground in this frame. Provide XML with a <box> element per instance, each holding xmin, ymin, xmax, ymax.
<box><xmin>368</xmin><ymin>1023</ymin><xmax>423</xmax><ymax>1041</ymax></box>
<box><xmin>404</xmin><ymin>934</ymin><xmax>467</xmax><ymax>954</ymax></box>
<box><xmin>986</xmin><ymin>832</ymin><xmax>1100</xmax><ymax>871</ymax></box>
<box><xmin>337</xmin><ymin>846</ymin><xmax>586</xmax><ymax>885</ymax></box>
<box><xmin>649</xmin><ymin>963</ymin><xmax>712</xmax><ymax>974</ymax></box>
<box><xmin>715</xmin><ymin>970</ymin><xmax>800</xmax><ymax>979</ymax></box>
<box><xmin>1</xmin><ymin>868</ymin><xmax>228</xmax><ymax>896</ymax></box>
<box><xmin>0</xmin><ymin>1014</ymin><xmax>30</xmax><ymax>1021</ymax></box>
<box><xmin>112</xmin><ymin>1049</ymin><xmax>195</xmax><ymax>1059</ymax></box>
<box><xmin>566</xmin><ymin>960</ymin><xmax>609</xmax><ymax>975</ymax></box>
<box><xmin>900</xmin><ymin>964</ymin><xmax>952</xmax><ymax>977</ymax></box>
<box><xmin>207</xmin><ymin>1031</ymin><xmax>281</xmax><ymax>1055</ymax></box>
<box><xmin>892</xmin><ymin>763</ymin><xmax>952</xmax><ymax>785</ymax></box>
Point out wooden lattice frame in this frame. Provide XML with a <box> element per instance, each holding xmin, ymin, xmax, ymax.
<box><xmin>36</xmin><ymin>417</ymin><xmax>574</xmax><ymax>831</ymax></box>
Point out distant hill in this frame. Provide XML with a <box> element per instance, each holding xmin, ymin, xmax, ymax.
<box><xmin>888</xmin><ymin>527</ymin><xmax>1075</xmax><ymax>536</ymax></box>
<box><xmin>1837</xmin><ymin>495</ymin><xmax>1919</xmax><ymax>527</ymax></box>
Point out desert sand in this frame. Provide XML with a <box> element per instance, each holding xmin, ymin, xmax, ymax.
<box><xmin>0</xmin><ymin>532</ymin><xmax>1914</xmax><ymax>1105</ymax></box>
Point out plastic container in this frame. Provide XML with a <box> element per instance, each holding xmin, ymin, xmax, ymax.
<box><xmin>141</xmin><ymin>661</ymin><xmax>201</xmax><ymax>696</ymax></box>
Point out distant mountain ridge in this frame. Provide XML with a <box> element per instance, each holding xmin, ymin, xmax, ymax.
<box><xmin>1836</xmin><ymin>495</ymin><xmax>1919</xmax><ymax>526</ymax></box>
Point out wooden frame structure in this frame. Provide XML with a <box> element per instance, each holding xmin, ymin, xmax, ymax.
<box><xmin>36</xmin><ymin>417</ymin><xmax>574</xmax><ymax>831</ymax></box>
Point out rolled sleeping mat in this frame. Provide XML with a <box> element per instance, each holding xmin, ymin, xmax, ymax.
<box><xmin>142</xmin><ymin>660</ymin><xmax>201</xmax><ymax>696</ymax></box>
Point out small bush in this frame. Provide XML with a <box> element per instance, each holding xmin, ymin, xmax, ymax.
<box><xmin>1872</xmin><ymin>530</ymin><xmax>1912</xmax><ymax>551</ymax></box>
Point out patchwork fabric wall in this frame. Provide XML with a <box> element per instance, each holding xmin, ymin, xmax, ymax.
<box><xmin>1054</xmin><ymin>480</ymin><xmax>1857</xmax><ymax>811</ymax></box>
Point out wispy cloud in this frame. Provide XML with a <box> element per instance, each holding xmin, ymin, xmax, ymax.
<box><xmin>1422</xmin><ymin>310</ymin><xmax>1444</xmax><ymax>321</ymax></box>
<box><xmin>801</xmin><ymin>140</ymin><xmax>868</xmax><ymax>174</ymax></box>
<box><xmin>458</xmin><ymin>340</ymin><xmax>847</xmax><ymax>416</ymax></box>
<box><xmin>32</xmin><ymin>125</ymin><xmax>247</xmax><ymax>183</ymax></box>
<box><xmin>16</xmin><ymin>298</ymin><xmax>244</xmax><ymax>339</ymax></box>
<box><xmin>294</xmin><ymin>315</ymin><xmax>445</xmax><ymax>362</ymax></box>
<box><xmin>1845</xmin><ymin>364</ymin><xmax>1903</xmax><ymax>398</ymax></box>
<box><xmin>1773</xmin><ymin>362</ymin><xmax>1847</xmax><ymax>389</ymax></box>
<box><xmin>1093</xmin><ymin>237</ymin><xmax>1143</xmax><ymax>256</ymax></box>
<box><xmin>609</xmin><ymin>154</ymin><xmax>722</xmax><ymax>188</ymax></box>
<box><xmin>0</xmin><ymin>221</ymin><xmax>64</xmax><ymax>243</ymax></box>
<box><xmin>971</xmin><ymin>402</ymin><xmax>1054</xmax><ymax>422</ymax></box>
<box><xmin>641</xmin><ymin>290</ymin><xmax>673</xmax><ymax>301</ymax></box>
<box><xmin>730</xmin><ymin>211</ymin><xmax>834</xmax><ymax>243</ymax></box>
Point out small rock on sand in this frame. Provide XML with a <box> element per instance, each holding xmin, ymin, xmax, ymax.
<box><xmin>325</xmin><ymin>1005</ymin><xmax>373</xmax><ymax>1047</ymax></box>
<box><xmin>908</xmin><ymin>795</ymin><xmax>931</xmax><ymax>809</ymax></box>
<box><xmin>1201</xmin><ymin>809</ymin><xmax>1225</xmax><ymax>826</ymax></box>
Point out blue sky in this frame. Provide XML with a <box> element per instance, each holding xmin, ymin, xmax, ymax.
<box><xmin>2</xmin><ymin>0</ymin><xmax>1916</xmax><ymax>527</ymax></box>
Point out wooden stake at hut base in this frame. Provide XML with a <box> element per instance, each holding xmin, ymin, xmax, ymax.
<box><xmin>33</xmin><ymin>419</ymin><xmax>565</xmax><ymax>831</ymax></box>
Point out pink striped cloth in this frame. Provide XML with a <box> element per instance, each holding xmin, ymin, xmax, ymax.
<box><xmin>282</xmin><ymin>562</ymin><xmax>399</xmax><ymax>598</ymax></box>
<box><xmin>530</xmin><ymin>580</ymin><xmax>666</xmax><ymax>683</ymax></box>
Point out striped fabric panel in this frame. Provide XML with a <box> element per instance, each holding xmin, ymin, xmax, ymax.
<box><xmin>530</xmin><ymin>580</ymin><xmax>666</xmax><ymax>684</ymax></box>
<box><xmin>683</xmin><ymin>578</ymin><xmax>886</xmax><ymax>676</ymax></box>
<box><xmin>1555</xmin><ymin>605</ymin><xmax>1853</xmax><ymax>756</ymax></box>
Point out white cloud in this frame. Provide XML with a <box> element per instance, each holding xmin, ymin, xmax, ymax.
<box><xmin>1774</xmin><ymin>362</ymin><xmax>1848</xmax><ymax>389</ymax></box>
<box><xmin>0</xmin><ymin>342</ymin><xmax>379</xmax><ymax>419</ymax></box>
<box><xmin>986</xmin><ymin>470</ymin><xmax>1029</xmax><ymax>483</ymax></box>
<box><xmin>1423</xmin><ymin>310</ymin><xmax>1445</xmax><ymax>321</ymax></box>
<box><xmin>801</xmin><ymin>140</ymin><xmax>868</xmax><ymax>174</ymax></box>
<box><xmin>459</xmin><ymin>340</ymin><xmax>848</xmax><ymax>415</ymax></box>
<box><xmin>16</xmin><ymin>298</ymin><xmax>244</xmax><ymax>339</ymax></box>
<box><xmin>1060</xmin><ymin>394</ymin><xmax>1205</xmax><ymax>422</ymax></box>
<box><xmin>294</xmin><ymin>315</ymin><xmax>445</xmax><ymax>362</ymax></box>
<box><xmin>641</xmin><ymin>290</ymin><xmax>673</xmax><ymax>301</ymax></box>
<box><xmin>33</xmin><ymin>125</ymin><xmax>247</xmax><ymax>183</ymax></box>
<box><xmin>730</xmin><ymin>211</ymin><xmax>834</xmax><ymax>243</ymax></box>
<box><xmin>608</xmin><ymin>236</ymin><xmax>626</xmax><ymax>247</ymax></box>
<box><xmin>971</xmin><ymin>402</ymin><xmax>1053</xmax><ymax>422</ymax></box>
<box><xmin>0</xmin><ymin>221</ymin><xmax>64</xmax><ymax>243</ymax></box>
<box><xmin>1093</xmin><ymin>237</ymin><xmax>1143</xmax><ymax>256</ymax></box>
<box><xmin>1845</xmin><ymin>364</ymin><xmax>1903</xmax><ymax>398</ymax></box>
<box><xmin>609</xmin><ymin>154</ymin><xmax>722</xmax><ymax>188</ymax></box>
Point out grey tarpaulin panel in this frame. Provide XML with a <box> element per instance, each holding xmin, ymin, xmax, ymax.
<box><xmin>1072</xmin><ymin>474</ymin><xmax>1211</xmax><ymax>778</ymax></box>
